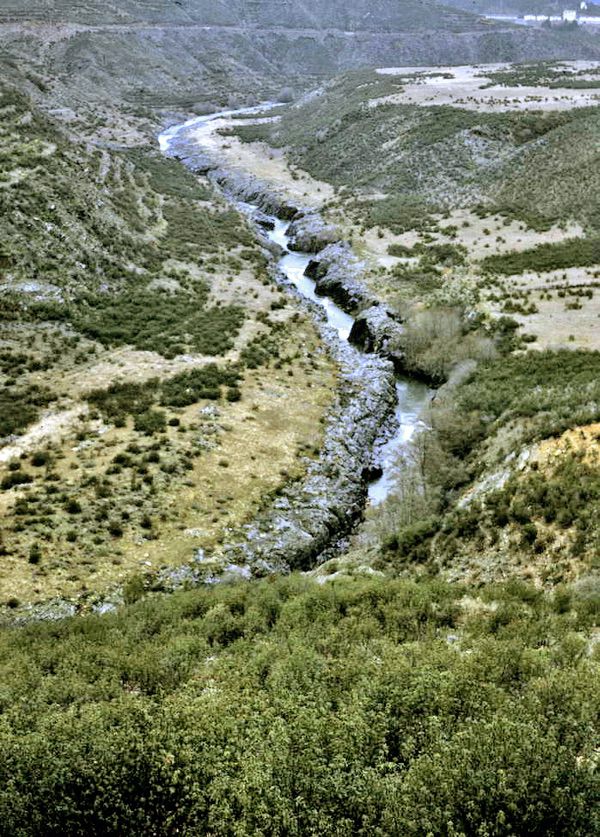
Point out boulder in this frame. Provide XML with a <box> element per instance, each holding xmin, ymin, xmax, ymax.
<box><xmin>305</xmin><ymin>243</ymin><xmax>374</xmax><ymax>312</ymax></box>
<box><xmin>252</xmin><ymin>210</ymin><xmax>276</xmax><ymax>231</ymax></box>
<box><xmin>286</xmin><ymin>212</ymin><xmax>338</xmax><ymax>252</ymax></box>
<box><xmin>349</xmin><ymin>305</ymin><xmax>405</xmax><ymax>368</ymax></box>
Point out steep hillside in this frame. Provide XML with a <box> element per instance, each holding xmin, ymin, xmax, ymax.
<box><xmin>233</xmin><ymin>65</ymin><xmax>600</xmax><ymax>229</ymax></box>
<box><xmin>0</xmin><ymin>0</ymin><xmax>485</xmax><ymax>29</ymax></box>
<box><xmin>2</xmin><ymin>0</ymin><xmax>600</xmax><ymax>118</ymax></box>
<box><xmin>0</xmin><ymin>75</ymin><xmax>336</xmax><ymax>608</ymax></box>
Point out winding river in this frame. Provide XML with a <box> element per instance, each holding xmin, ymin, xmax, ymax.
<box><xmin>158</xmin><ymin>109</ymin><xmax>430</xmax><ymax>509</ymax></box>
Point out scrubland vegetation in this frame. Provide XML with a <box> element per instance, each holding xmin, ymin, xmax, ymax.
<box><xmin>0</xmin><ymin>574</ymin><xmax>597</xmax><ymax>835</ymax></box>
<box><xmin>362</xmin><ymin>349</ymin><xmax>600</xmax><ymax>586</ymax></box>
<box><xmin>481</xmin><ymin>237</ymin><xmax>600</xmax><ymax>275</ymax></box>
<box><xmin>0</xmin><ymin>79</ymin><xmax>336</xmax><ymax>605</ymax></box>
<box><xmin>242</xmin><ymin>68</ymin><xmax>600</xmax><ymax>232</ymax></box>
<box><xmin>2</xmin><ymin>53</ymin><xmax>600</xmax><ymax>833</ymax></box>
<box><xmin>482</xmin><ymin>60</ymin><xmax>600</xmax><ymax>89</ymax></box>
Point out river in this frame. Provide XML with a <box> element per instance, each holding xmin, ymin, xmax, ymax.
<box><xmin>158</xmin><ymin>108</ymin><xmax>430</xmax><ymax>508</ymax></box>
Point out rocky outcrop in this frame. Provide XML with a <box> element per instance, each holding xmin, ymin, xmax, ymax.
<box><xmin>286</xmin><ymin>213</ymin><xmax>338</xmax><ymax>253</ymax></box>
<box><xmin>174</xmin><ymin>150</ymin><xmax>215</xmax><ymax>175</ymax></box>
<box><xmin>253</xmin><ymin>210</ymin><xmax>276</xmax><ymax>231</ymax></box>
<box><xmin>159</xmin><ymin>332</ymin><xmax>396</xmax><ymax>585</ymax></box>
<box><xmin>349</xmin><ymin>305</ymin><xmax>405</xmax><ymax>369</ymax></box>
<box><xmin>212</xmin><ymin>166</ymin><xmax>300</xmax><ymax>219</ymax></box>
<box><xmin>305</xmin><ymin>243</ymin><xmax>373</xmax><ymax>312</ymax></box>
<box><xmin>155</xmin><ymin>118</ymin><xmax>399</xmax><ymax>583</ymax></box>
<box><xmin>303</xmin><ymin>246</ymin><xmax>407</xmax><ymax>368</ymax></box>
<box><xmin>170</xmin><ymin>133</ymin><xmax>303</xmax><ymax>218</ymax></box>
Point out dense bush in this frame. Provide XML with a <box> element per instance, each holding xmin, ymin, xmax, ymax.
<box><xmin>483</xmin><ymin>451</ymin><xmax>600</xmax><ymax>559</ymax></box>
<box><xmin>0</xmin><ymin>385</ymin><xmax>53</xmax><ymax>437</ymax></box>
<box><xmin>160</xmin><ymin>364</ymin><xmax>241</xmax><ymax>407</ymax></box>
<box><xmin>484</xmin><ymin>62</ymin><xmax>600</xmax><ymax>89</ymax></box>
<box><xmin>74</xmin><ymin>284</ymin><xmax>245</xmax><ymax>359</ymax></box>
<box><xmin>456</xmin><ymin>350</ymin><xmax>600</xmax><ymax>442</ymax></box>
<box><xmin>359</xmin><ymin>195</ymin><xmax>439</xmax><ymax>234</ymax></box>
<box><xmin>134</xmin><ymin>409</ymin><xmax>167</xmax><ymax>435</ymax></box>
<box><xmin>87</xmin><ymin>363</ymin><xmax>244</xmax><ymax>425</ymax></box>
<box><xmin>87</xmin><ymin>381</ymin><xmax>156</xmax><ymax>423</ymax></box>
<box><xmin>1</xmin><ymin>471</ymin><xmax>33</xmax><ymax>491</ymax></box>
<box><xmin>481</xmin><ymin>237</ymin><xmax>600</xmax><ymax>276</ymax></box>
<box><xmin>379</xmin><ymin>349</ymin><xmax>600</xmax><ymax>566</ymax></box>
<box><xmin>0</xmin><ymin>575</ymin><xmax>597</xmax><ymax>835</ymax></box>
<box><xmin>125</xmin><ymin>149</ymin><xmax>211</xmax><ymax>202</ymax></box>
<box><xmin>162</xmin><ymin>204</ymin><xmax>253</xmax><ymax>255</ymax></box>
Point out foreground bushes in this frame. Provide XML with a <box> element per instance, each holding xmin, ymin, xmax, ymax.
<box><xmin>0</xmin><ymin>576</ymin><xmax>597</xmax><ymax>835</ymax></box>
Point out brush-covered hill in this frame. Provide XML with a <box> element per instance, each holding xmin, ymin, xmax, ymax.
<box><xmin>0</xmin><ymin>69</ymin><xmax>336</xmax><ymax>609</ymax></box>
<box><xmin>0</xmin><ymin>0</ymin><xmax>485</xmax><ymax>29</ymax></box>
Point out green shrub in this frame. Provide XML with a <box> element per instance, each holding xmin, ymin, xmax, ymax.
<box><xmin>481</xmin><ymin>237</ymin><xmax>600</xmax><ymax>276</ymax></box>
<box><xmin>160</xmin><ymin>365</ymin><xmax>240</xmax><ymax>408</ymax></box>
<box><xmin>1</xmin><ymin>471</ymin><xmax>33</xmax><ymax>491</ymax></box>
<box><xmin>0</xmin><ymin>576</ymin><xmax>596</xmax><ymax>835</ymax></box>
<box><xmin>394</xmin><ymin>517</ymin><xmax>441</xmax><ymax>561</ymax></box>
<box><xmin>134</xmin><ymin>410</ymin><xmax>167</xmax><ymax>436</ymax></box>
<box><xmin>74</xmin><ymin>285</ymin><xmax>245</xmax><ymax>359</ymax></box>
<box><xmin>0</xmin><ymin>386</ymin><xmax>53</xmax><ymax>437</ymax></box>
<box><xmin>87</xmin><ymin>381</ymin><xmax>155</xmax><ymax>422</ymax></box>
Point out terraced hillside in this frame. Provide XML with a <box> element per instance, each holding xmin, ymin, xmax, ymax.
<box><xmin>2</xmin><ymin>0</ymin><xmax>600</xmax><ymax>117</ymax></box>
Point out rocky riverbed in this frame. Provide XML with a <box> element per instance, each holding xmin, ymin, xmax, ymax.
<box><xmin>155</xmin><ymin>112</ymin><xmax>428</xmax><ymax>586</ymax></box>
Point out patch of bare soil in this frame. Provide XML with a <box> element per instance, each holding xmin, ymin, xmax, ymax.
<box><xmin>188</xmin><ymin>117</ymin><xmax>335</xmax><ymax>208</ymax></box>
<box><xmin>375</xmin><ymin>62</ymin><xmax>600</xmax><ymax>112</ymax></box>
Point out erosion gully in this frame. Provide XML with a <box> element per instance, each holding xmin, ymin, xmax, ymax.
<box><xmin>158</xmin><ymin>106</ymin><xmax>429</xmax><ymax>561</ymax></box>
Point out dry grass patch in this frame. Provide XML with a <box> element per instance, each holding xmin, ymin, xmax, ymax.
<box><xmin>0</xmin><ymin>316</ymin><xmax>337</xmax><ymax>607</ymax></box>
<box><xmin>189</xmin><ymin>115</ymin><xmax>335</xmax><ymax>208</ymax></box>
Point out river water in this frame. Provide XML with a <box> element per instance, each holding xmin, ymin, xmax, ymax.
<box><xmin>158</xmin><ymin>111</ymin><xmax>430</xmax><ymax>506</ymax></box>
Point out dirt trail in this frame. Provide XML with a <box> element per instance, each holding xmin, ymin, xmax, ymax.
<box><xmin>0</xmin><ymin>406</ymin><xmax>87</xmax><ymax>463</ymax></box>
